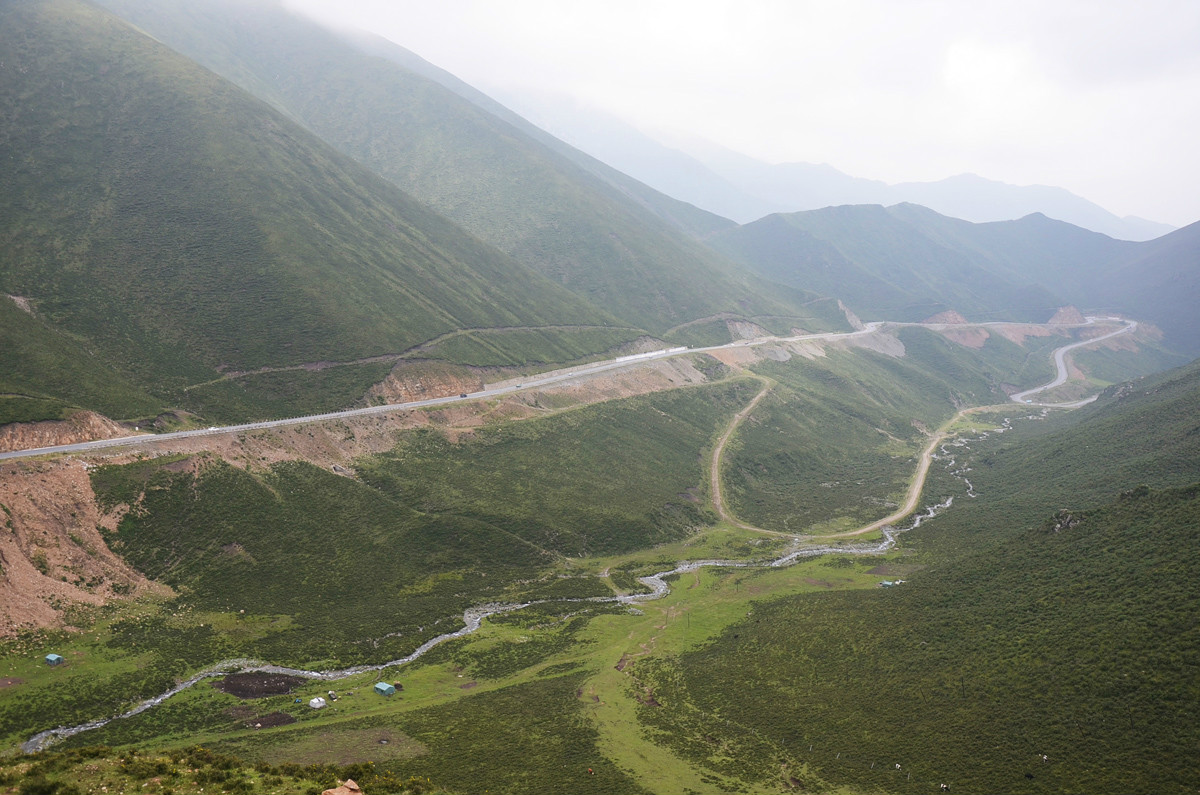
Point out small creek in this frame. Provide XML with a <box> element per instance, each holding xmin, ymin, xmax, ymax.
<box><xmin>22</xmin><ymin>412</ymin><xmax>1042</xmax><ymax>753</ymax></box>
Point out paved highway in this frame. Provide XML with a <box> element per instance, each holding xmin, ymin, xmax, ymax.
<box><xmin>1010</xmin><ymin>317</ymin><xmax>1137</xmax><ymax>406</ymax></box>
<box><xmin>1</xmin><ymin>317</ymin><xmax>1124</xmax><ymax>462</ymax></box>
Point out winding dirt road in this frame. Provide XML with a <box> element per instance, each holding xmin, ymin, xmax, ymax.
<box><xmin>708</xmin><ymin>376</ymin><xmax>781</xmax><ymax>534</ymax></box>
<box><xmin>19</xmin><ymin>319</ymin><xmax>1135</xmax><ymax>752</ymax></box>
<box><xmin>707</xmin><ymin>317</ymin><xmax>1136</xmax><ymax>539</ymax></box>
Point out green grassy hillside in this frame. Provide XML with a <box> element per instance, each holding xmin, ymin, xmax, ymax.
<box><xmin>634</xmin><ymin>358</ymin><xmax>1200</xmax><ymax>794</ymax></box>
<box><xmin>0</xmin><ymin>0</ymin><xmax>621</xmax><ymax>423</ymax></box>
<box><xmin>714</xmin><ymin>202</ymin><xmax>1200</xmax><ymax>354</ymax></box>
<box><xmin>723</xmin><ymin>327</ymin><xmax>1061</xmax><ymax>532</ymax></box>
<box><xmin>93</xmin><ymin>0</ymin><xmax>845</xmax><ymax>337</ymax></box>
<box><xmin>0</xmin><ymin>332</ymin><xmax>1186</xmax><ymax>792</ymax></box>
<box><xmin>344</xmin><ymin>29</ymin><xmax>741</xmax><ymax>242</ymax></box>
<box><xmin>0</xmin><ymin>297</ymin><xmax>162</xmax><ymax>424</ymax></box>
<box><xmin>710</xmin><ymin>205</ymin><xmax>1064</xmax><ymax>322</ymax></box>
<box><xmin>1094</xmin><ymin>221</ymin><xmax>1200</xmax><ymax>354</ymax></box>
<box><xmin>647</xmin><ymin>482</ymin><xmax>1199</xmax><ymax>795</ymax></box>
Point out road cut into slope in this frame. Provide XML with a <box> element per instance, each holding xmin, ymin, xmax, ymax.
<box><xmin>1010</xmin><ymin>318</ymin><xmax>1137</xmax><ymax>406</ymax></box>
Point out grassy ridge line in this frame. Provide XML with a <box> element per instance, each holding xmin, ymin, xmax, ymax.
<box><xmin>1</xmin><ymin>0</ymin><xmax>621</xmax><ymax>425</ymax></box>
<box><xmin>94</xmin><ymin>0</ymin><xmax>845</xmax><ymax>336</ymax></box>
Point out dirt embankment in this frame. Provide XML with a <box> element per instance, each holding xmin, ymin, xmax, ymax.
<box><xmin>0</xmin><ymin>460</ymin><xmax>168</xmax><ymax>636</ymax></box>
<box><xmin>365</xmin><ymin>360</ymin><xmax>486</xmax><ymax>405</ymax></box>
<box><xmin>1049</xmin><ymin>305</ymin><xmax>1087</xmax><ymax>325</ymax></box>
<box><xmin>923</xmin><ymin>309</ymin><xmax>969</xmax><ymax>325</ymax></box>
<box><xmin>0</xmin><ymin>352</ymin><xmax>738</xmax><ymax>636</ymax></box>
<box><xmin>0</xmin><ymin>411</ymin><xmax>130</xmax><ymax>453</ymax></box>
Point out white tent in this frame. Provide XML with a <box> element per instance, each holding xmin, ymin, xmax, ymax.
<box><xmin>309</xmin><ymin>697</ymin><xmax>327</xmax><ymax>709</ymax></box>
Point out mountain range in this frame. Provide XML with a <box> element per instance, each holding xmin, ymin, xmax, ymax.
<box><xmin>1</xmin><ymin>2</ymin><xmax>1199</xmax><ymax>791</ymax></box>
<box><xmin>2</xmin><ymin>0</ymin><xmax>1198</xmax><ymax>429</ymax></box>
<box><xmin>498</xmin><ymin>90</ymin><xmax>1175</xmax><ymax>241</ymax></box>
<box><xmin>711</xmin><ymin>203</ymin><xmax>1200</xmax><ymax>353</ymax></box>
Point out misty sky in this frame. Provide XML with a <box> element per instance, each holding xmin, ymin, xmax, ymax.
<box><xmin>284</xmin><ymin>0</ymin><xmax>1200</xmax><ymax>227</ymax></box>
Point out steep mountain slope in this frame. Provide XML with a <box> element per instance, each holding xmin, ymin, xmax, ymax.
<box><xmin>0</xmin><ymin>0</ymin><xmax>616</xmax><ymax>422</ymax></box>
<box><xmin>712</xmin><ymin>202</ymin><xmax>1200</xmax><ymax>353</ymax></box>
<box><xmin>710</xmin><ymin>205</ymin><xmax>1063</xmax><ymax>322</ymax></box>
<box><xmin>1092</xmin><ymin>221</ymin><xmax>1200</xmax><ymax>353</ymax></box>
<box><xmin>95</xmin><ymin>0</ymin><xmax>840</xmax><ymax>336</ymax></box>
<box><xmin>343</xmin><ymin>32</ymin><xmax>741</xmax><ymax>241</ymax></box>
<box><xmin>882</xmin><ymin>203</ymin><xmax>1138</xmax><ymax>301</ymax></box>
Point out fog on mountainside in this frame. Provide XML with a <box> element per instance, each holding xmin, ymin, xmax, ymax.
<box><xmin>3</xmin><ymin>2</ymin><xmax>1199</xmax><ymax>794</ymax></box>
<box><xmin>92</xmin><ymin>0</ymin><xmax>835</xmax><ymax>339</ymax></box>
<box><xmin>496</xmin><ymin>88</ymin><xmax>1176</xmax><ymax>242</ymax></box>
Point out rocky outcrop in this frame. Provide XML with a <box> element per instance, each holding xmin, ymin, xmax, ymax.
<box><xmin>365</xmin><ymin>360</ymin><xmax>485</xmax><ymax>405</ymax></box>
<box><xmin>0</xmin><ymin>411</ymin><xmax>130</xmax><ymax>453</ymax></box>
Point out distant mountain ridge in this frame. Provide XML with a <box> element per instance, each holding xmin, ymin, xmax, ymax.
<box><xmin>711</xmin><ymin>203</ymin><xmax>1200</xmax><ymax>353</ymax></box>
<box><xmin>497</xmin><ymin>90</ymin><xmax>1175</xmax><ymax>241</ymax></box>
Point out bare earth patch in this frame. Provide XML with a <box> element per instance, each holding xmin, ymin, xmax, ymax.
<box><xmin>213</xmin><ymin>672</ymin><xmax>307</xmax><ymax>699</ymax></box>
<box><xmin>0</xmin><ymin>411</ymin><xmax>130</xmax><ymax>453</ymax></box>
<box><xmin>246</xmin><ymin>711</ymin><xmax>297</xmax><ymax>729</ymax></box>
<box><xmin>0</xmin><ymin>459</ymin><xmax>167</xmax><ymax>637</ymax></box>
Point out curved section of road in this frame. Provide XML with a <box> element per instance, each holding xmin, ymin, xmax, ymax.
<box><xmin>708</xmin><ymin>377</ymin><xmax>782</xmax><ymax>535</ymax></box>
<box><xmin>708</xmin><ymin>317</ymin><xmax>1135</xmax><ymax>540</ymax></box>
<box><xmin>1011</xmin><ymin>317</ymin><xmax>1137</xmax><ymax>406</ymax></box>
<box><xmin>1</xmin><ymin>323</ymin><xmax>885</xmax><ymax>462</ymax></box>
<box><xmin>20</xmin><ymin>319</ymin><xmax>1123</xmax><ymax>751</ymax></box>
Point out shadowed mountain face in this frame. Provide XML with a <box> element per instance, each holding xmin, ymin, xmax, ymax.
<box><xmin>94</xmin><ymin>0</ymin><xmax>842</xmax><ymax>336</ymax></box>
<box><xmin>0</xmin><ymin>0</ymin><xmax>616</xmax><ymax>416</ymax></box>
<box><xmin>711</xmin><ymin>203</ymin><xmax>1200</xmax><ymax>353</ymax></box>
<box><xmin>708</xmin><ymin>205</ymin><xmax>1066</xmax><ymax>323</ymax></box>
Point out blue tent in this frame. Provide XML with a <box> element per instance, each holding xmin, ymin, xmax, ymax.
<box><xmin>374</xmin><ymin>682</ymin><xmax>396</xmax><ymax>696</ymax></box>
<box><xmin>45</xmin><ymin>654</ymin><xmax>64</xmax><ymax>666</ymax></box>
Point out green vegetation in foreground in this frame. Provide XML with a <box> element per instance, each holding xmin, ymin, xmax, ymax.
<box><xmin>0</xmin><ymin>745</ymin><xmax>450</xmax><ymax>794</ymax></box>
<box><xmin>89</xmin><ymin>457</ymin><xmax>550</xmax><ymax>665</ymax></box>
<box><xmin>644</xmin><ymin>482</ymin><xmax>1200</xmax><ymax>795</ymax></box>
<box><xmin>39</xmin><ymin>546</ymin><xmax>889</xmax><ymax>794</ymax></box>
<box><xmin>357</xmin><ymin>381</ymin><xmax>759</xmax><ymax>556</ymax></box>
<box><xmin>626</xmin><ymin>360</ymin><xmax>1200</xmax><ymax>794</ymax></box>
<box><xmin>0</xmin><ymin>380</ymin><xmax>753</xmax><ymax>748</ymax></box>
<box><xmin>2</xmin><ymin>334</ymin><xmax>1185</xmax><ymax>792</ymax></box>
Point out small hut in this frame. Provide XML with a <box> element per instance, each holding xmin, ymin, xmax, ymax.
<box><xmin>308</xmin><ymin>696</ymin><xmax>327</xmax><ymax>709</ymax></box>
<box><xmin>374</xmin><ymin>682</ymin><xmax>396</xmax><ymax>696</ymax></box>
<box><xmin>45</xmin><ymin>654</ymin><xmax>64</xmax><ymax>666</ymax></box>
